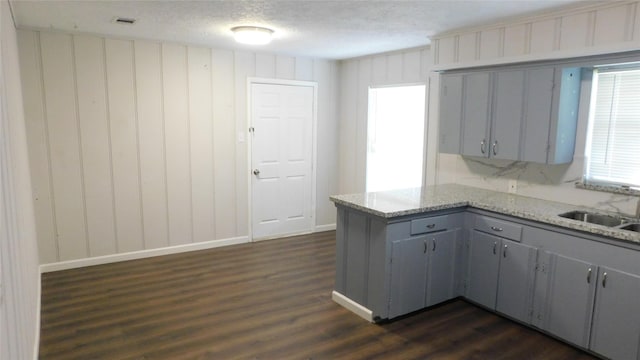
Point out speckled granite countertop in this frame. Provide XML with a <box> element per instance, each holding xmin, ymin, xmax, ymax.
<box><xmin>330</xmin><ymin>184</ymin><xmax>640</xmax><ymax>244</ymax></box>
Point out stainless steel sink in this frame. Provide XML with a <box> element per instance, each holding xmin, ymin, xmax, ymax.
<box><xmin>618</xmin><ymin>223</ymin><xmax>640</xmax><ymax>232</ymax></box>
<box><xmin>558</xmin><ymin>210</ymin><xmax>630</xmax><ymax>227</ymax></box>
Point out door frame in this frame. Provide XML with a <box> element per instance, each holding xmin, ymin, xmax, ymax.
<box><xmin>247</xmin><ymin>78</ymin><xmax>318</xmax><ymax>242</ymax></box>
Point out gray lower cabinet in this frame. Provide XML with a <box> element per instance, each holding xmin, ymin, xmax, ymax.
<box><xmin>389</xmin><ymin>234</ymin><xmax>429</xmax><ymax>318</ymax></box>
<box><xmin>538</xmin><ymin>252</ymin><xmax>597</xmax><ymax>348</ymax></box>
<box><xmin>467</xmin><ymin>227</ymin><xmax>536</xmax><ymax>324</ymax></box>
<box><xmin>590</xmin><ymin>267</ymin><xmax>640</xmax><ymax>360</ymax></box>
<box><xmin>466</xmin><ymin>230</ymin><xmax>500</xmax><ymax>308</ymax></box>
<box><xmin>335</xmin><ymin>205</ymin><xmax>640</xmax><ymax>359</ymax></box>
<box><xmin>389</xmin><ymin>228</ymin><xmax>459</xmax><ymax>318</ymax></box>
<box><xmin>426</xmin><ymin>229</ymin><xmax>459</xmax><ymax>307</ymax></box>
<box><xmin>495</xmin><ymin>240</ymin><xmax>537</xmax><ymax>323</ymax></box>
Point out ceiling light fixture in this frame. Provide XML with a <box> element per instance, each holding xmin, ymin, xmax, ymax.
<box><xmin>231</xmin><ymin>26</ymin><xmax>274</xmax><ymax>45</ymax></box>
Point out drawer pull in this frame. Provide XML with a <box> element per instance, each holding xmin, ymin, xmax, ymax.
<box><xmin>490</xmin><ymin>226</ymin><xmax>503</xmax><ymax>232</ymax></box>
<box><xmin>426</xmin><ymin>224</ymin><xmax>436</xmax><ymax>229</ymax></box>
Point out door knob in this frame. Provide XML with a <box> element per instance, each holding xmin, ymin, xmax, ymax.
<box><xmin>253</xmin><ymin>169</ymin><xmax>260</xmax><ymax>176</ymax></box>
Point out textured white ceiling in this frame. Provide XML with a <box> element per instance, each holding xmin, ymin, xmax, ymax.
<box><xmin>9</xmin><ymin>0</ymin><xmax>597</xmax><ymax>59</ymax></box>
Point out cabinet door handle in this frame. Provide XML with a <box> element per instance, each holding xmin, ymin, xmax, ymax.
<box><xmin>503</xmin><ymin>244</ymin><xmax>508</xmax><ymax>258</ymax></box>
<box><xmin>492</xmin><ymin>141</ymin><xmax>498</xmax><ymax>155</ymax></box>
<box><xmin>493</xmin><ymin>242</ymin><xmax>497</xmax><ymax>255</ymax></box>
<box><xmin>602</xmin><ymin>272</ymin><xmax>607</xmax><ymax>288</ymax></box>
<box><xmin>432</xmin><ymin>239</ymin><xmax>436</xmax><ymax>252</ymax></box>
<box><xmin>587</xmin><ymin>268</ymin><xmax>592</xmax><ymax>284</ymax></box>
<box><xmin>426</xmin><ymin>224</ymin><xmax>436</xmax><ymax>229</ymax></box>
<box><xmin>481</xmin><ymin>140</ymin><xmax>486</xmax><ymax>154</ymax></box>
<box><xmin>490</xmin><ymin>226</ymin><xmax>503</xmax><ymax>232</ymax></box>
<box><xmin>424</xmin><ymin>239</ymin><xmax>427</xmax><ymax>254</ymax></box>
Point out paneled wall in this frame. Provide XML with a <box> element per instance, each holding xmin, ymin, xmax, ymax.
<box><xmin>432</xmin><ymin>1</ymin><xmax>640</xmax><ymax>69</ymax></box>
<box><xmin>0</xmin><ymin>1</ymin><xmax>40</xmax><ymax>358</ymax></box>
<box><xmin>18</xmin><ymin>30</ymin><xmax>339</xmax><ymax>264</ymax></box>
<box><xmin>338</xmin><ymin>48</ymin><xmax>435</xmax><ymax>194</ymax></box>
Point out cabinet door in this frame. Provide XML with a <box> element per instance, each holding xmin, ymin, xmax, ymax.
<box><xmin>466</xmin><ymin>230</ymin><xmax>500</xmax><ymax>308</ymax></box>
<box><xmin>496</xmin><ymin>240</ymin><xmax>537</xmax><ymax>323</ymax></box>
<box><xmin>492</xmin><ymin>70</ymin><xmax>524</xmax><ymax>160</ymax></box>
<box><xmin>542</xmin><ymin>253</ymin><xmax>596</xmax><ymax>348</ymax></box>
<box><xmin>461</xmin><ymin>73</ymin><xmax>491</xmax><ymax>158</ymax></box>
<box><xmin>439</xmin><ymin>74</ymin><xmax>463</xmax><ymax>154</ymax></box>
<box><xmin>426</xmin><ymin>229</ymin><xmax>457</xmax><ymax>306</ymax></box>
<box><xmin>590</xmin><ymin>267</ymin><xmax>640</xmax><ymax>360</ymax></box>
<box><xmin>521</xmin><ymin>67</ymin><xmax>555</xmax><ymax>163</ymax></box>
<box><xmin>389</xmin><ymin>235</ymin><xmax>429</xmax><ymax>318</ymax></box>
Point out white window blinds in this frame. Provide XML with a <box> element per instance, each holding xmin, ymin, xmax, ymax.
<box><xmin>585</xmin><ymin>68</ymin><xmax>640</xmax><ymax>188</ymax></box>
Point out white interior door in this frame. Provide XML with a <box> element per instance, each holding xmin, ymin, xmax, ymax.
<box><xmin>250</xmin><ymin>82</ymin><xmax>315</xmax><ymax>240</ymax></box>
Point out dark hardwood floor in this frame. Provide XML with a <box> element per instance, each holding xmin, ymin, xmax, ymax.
<box><xmin>40</xmin><ymin>231</ymin><xmax>596</xmax><ymax>359</ymax></box>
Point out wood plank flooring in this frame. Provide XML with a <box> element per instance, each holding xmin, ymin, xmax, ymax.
<box><xmin>40</xmin><ymin>231</ymin><xmax>596</xmax><ymax>359</ymax></box>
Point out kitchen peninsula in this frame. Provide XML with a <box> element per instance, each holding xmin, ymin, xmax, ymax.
<box><xmin>330</xmin><ymin>184</ymin><xmax>640</xmax><ymax>360</ymax></box>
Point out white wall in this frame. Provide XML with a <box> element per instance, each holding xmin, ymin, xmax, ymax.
<box><xmin>337</xmin><ymin>47</ymin><xmax>436</xmax><ymax>194</ymax></box>
<box><xmin>431</xmin><ymin>1</ymin><xmax>640</xmax><ymax>216</ymax></box>
<box><xmin>0</xmin><ymin>1</ymin><xmax>40</xmax><ymax>359</ymax></box>
<box><xmin>432</xmin><ymin>1</ymin><xmax>640</xmax><ymax>70</ymax></box>
<box><xmin>18</xmin><ymin>29</ymin><xmax>339</xmax><ymax>265</ymax></box>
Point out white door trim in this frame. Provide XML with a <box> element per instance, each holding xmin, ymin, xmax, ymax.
<box><xmin>247</xmin><ymin>78</ymin><xmax>318</xmax><ymax>242</ymax></box>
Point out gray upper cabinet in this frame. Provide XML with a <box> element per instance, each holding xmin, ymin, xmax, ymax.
<box><xmin>589</xmin><ymin>267</ymin><xmax>640</xmax><ymax>360</ymax></box>
<box><xmin>547</xmin><ymin>67</ymin><xmax>581</xmax><ymax>164</ymax></box>
<box><xmin>520</xmin><ymin>68</ymin><xmax>555</xmax><ymax>163</ymax></box>
<box><xmin>460</xmin><ymin>73</ymin><xmax>492</xmax><ymax>158</ymax></box>
<box><xmin>439</xmin><ymin>65</ymin><xmax>581</xmax><ymax>164</ymax></box>
<box><xmin>495</xmin><ymin>241</ymin><xmax>537</xmax><ymax>323</ymax></box>
<box><xmin>539</xmin><ymin>252</ymin><xmax>597</xmax><ymax>348</ymax></box>
<box><xmin>491</xmin><ymin>70</ymin><xmax>525</xmax><ymax>160</ymax></box>
<box><xmin>439</xmin><ymin>74</ymin><xmax>463</xmax><ymax>154</ymax></box>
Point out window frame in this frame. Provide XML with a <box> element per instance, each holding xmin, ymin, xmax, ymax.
<box><xmin>582</xmin><ymin>63</ymin><xmax>640</xmax><ymax>191</ymax></box>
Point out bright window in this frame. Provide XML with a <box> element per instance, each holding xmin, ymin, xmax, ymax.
<box><xmin>366</xmin><ymin>85</ymin><xmax>426</xmax><ymax>192</ymax></box>
<box><xmin>585</xmin><ymin>66</ymin><xmax>640</xmax><ymax>189</ymax></box>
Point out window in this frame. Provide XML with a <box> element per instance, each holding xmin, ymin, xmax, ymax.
<box><xmin>584</xmin><ymin>66</ymin><xmax>640</xmax><ymax>189</ymax></box>
<box><xmin>366</xmin><ymin>85</ymin><xmax>426</xmax><ymax>192</ymax></box>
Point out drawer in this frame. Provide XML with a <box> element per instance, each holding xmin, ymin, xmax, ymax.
<box><xmin>410</xmin><ymin>215</ymin><xmax>449</xmax><ymax>235</ymax></box>
<box><xmin>474</xmin><ymin>215</ymin><xmax>522</xmax><ymax>242</ymax></box>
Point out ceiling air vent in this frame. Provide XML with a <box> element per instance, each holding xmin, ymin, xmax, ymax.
<box><xmin>112</xmin><ymin>17</ymin><xmax>136</xmax><ymax>25</ymax></box>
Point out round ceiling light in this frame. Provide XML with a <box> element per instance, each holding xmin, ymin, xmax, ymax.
<box><xmin>231</xmin><ymin>26</ymin><xmax>274</xmax><ymax>45</ymax></box>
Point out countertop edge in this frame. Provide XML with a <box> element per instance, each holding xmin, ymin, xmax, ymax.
<box><xmin>330</xmin><ymin>185</ymin><xmax>640</xmax><ymax>245</ymax></box>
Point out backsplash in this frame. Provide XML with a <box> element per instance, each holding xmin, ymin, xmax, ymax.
<box><xmin>437</xmin><ymin>153</ymin><xmax>639</xmax><ymax>217</ymax></box>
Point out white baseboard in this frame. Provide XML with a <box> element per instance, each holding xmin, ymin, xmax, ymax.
<box><xmin>33</xmin><ymin>271</ymin><xmax>41</xmax><ymax>360</ymax></box>
<box><xmin>315</xmin><ymin>223</ymin><xmax>336</xmax><ymax>232</ymax></box>
<box><xmin>40</xmin><ymin>236</ymin><xmax>249</xmax><ymax>273</ymax></box>
<box><xmin>331</xmin><ymin>290</ymin><xmax>374</xmax><ymax>322</ymax></box>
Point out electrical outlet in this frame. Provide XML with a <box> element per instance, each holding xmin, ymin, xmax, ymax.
<box><xmin>508</xmin><ymin>180</ymin><xmax>517</xmax><ymax>194</ymax></box>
